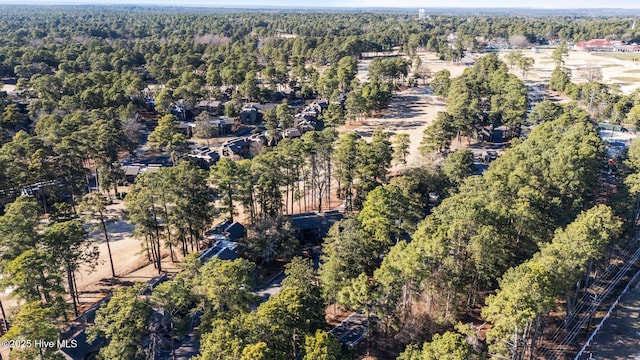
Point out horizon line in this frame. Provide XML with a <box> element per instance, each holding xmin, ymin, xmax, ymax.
<box><xmin>2</xmin><ymin>3</ymin><xmax>640</xmax><ymax>10</ymax></box>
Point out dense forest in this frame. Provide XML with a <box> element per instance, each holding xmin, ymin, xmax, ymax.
<box><xmin>1</xmin><ymin>5</ymin><xmax>640</xmax><ymax>360</ymax></box>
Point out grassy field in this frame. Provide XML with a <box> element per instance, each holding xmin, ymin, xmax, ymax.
<box><xmin>591</xmin><ymin>52</ymin><xmax>640</xmax><ymax>62</ymax></box>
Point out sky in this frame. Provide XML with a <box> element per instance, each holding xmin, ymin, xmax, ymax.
<box><xmin>8</xmin><ymin>0</ymin><xmax>640</xmax><ymax>8</ymax></box>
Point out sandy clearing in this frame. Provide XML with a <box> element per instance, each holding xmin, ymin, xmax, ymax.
<box><xmin>499</xmin><ymin>48</ymin><xmax>640</xmax><ymax>94</ymax></box>
<box><xmin>416</xmin><ymin>52</ymin><xmax>468</xmax><ymax>79</ymax></box>
<box><xmin>341</xmin><ymin>85</ymin><xmax>445</xmax><ymax>171</ymax></box>
<box><xmin>350</xmin><ymin>52</ymin><xmax>466</xmax><ymax>171</ymax></box>
<box><xmin>0</xmin><ymin>200</ymin><xmax>164</xmax><ymax>316</ymax></box>
<box><xmin>347</xmin><ymin>48</ymin><xmax>640</xmax><ymax>174</ymax></box>
<box><xmin>357</xmin><ymin>51</ymin><xmax>467</xmax><ymax>84</ymax></box>
<box><xmin>1</xmin><ymin>84</ymin><xmax>15</xmax><ymax>93</ymax></box>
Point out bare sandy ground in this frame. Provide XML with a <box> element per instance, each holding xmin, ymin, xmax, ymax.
<box><xmin>0</xmin><ymin>200</ymin><xmax>168</xmax><ymax>316</ymax></box>
<box><xmin>340</xmin><ymin>86</ymin><xmax>445</xmax><ymax>171</ymax></box>
<box><xmin>499</xmin><ymin>48</ymin><xmax>640</xmax><ymax>94</ymax></box>
<box><xmin>1</xmin><ymin>84</ymin><xmax>15</xmax><ymax>93</ymax></box>
<box><xmin>349</xmin><ymin>52</ymin><xmax>467</xmax><ymax>171</ymax></box>
<box><xmin>349</xmin><ymin>48</ymin><xmax>640</xmax><ymax>174</ymax></box>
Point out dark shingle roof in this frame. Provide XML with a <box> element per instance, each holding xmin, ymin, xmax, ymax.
<box><xmin>225</xmin><ymin>222</ymin><xmax>245</xmax><ymax>241</ymax></box>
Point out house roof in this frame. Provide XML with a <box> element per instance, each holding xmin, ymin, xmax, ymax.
<box><xmin>283</xmin><ymin>128</ymin><xmax>302</xmax><ymax>138</ymax></box>
<box><xmin>225</xmin><ymin>222</ymin><xmax>245</xmax><ymax>241</ymax></box>
<box><xmin>197</xmin><ymin>100</ymin><xmax>221</xmax><ymax>108</ymax></box>
<box><xmin>199</xmin><ymin>239</ymin><xmax>238</xmax><ymax>262</ymax></box>
<box><xmin>241</xmin><ymin>105</ymin><xmax>258</xmax><ymax>112</ymax></box>
<box><xmin>287</xmin><ymin>211</ymin><xmax>343</xmax><ymax>231</ymax></box>
<box><xmin>216</xmin><ymin>247</ymin><xmax>238</xmax><ymax>261</ymax></box>
<box><xmin>208</xmin><ymin>219</ymin><xmax>232</xmax><ymax>235</ymax></box>
<box><xmin>58</xmin><ymin>297</ymin><xmax>110</xmax><ymax>360</ymax></box>
<box><xmin>59</xmin><ymin>329</ymin><xmax>104</xmax><ymax>360</ymax></box>
<box><xmin>575</xmin><ymin>39</ymin><xmax>635</xmax><ymax>50</ymax></box>
<box><xmin>124</xmin><ymin>165</ymin><xmax>141</xmax><ymax>177</ymax></box>
<box><xmin>213</xmin><ymin>117</ymin><xmax>236</xmax><ymax>126</ymax></box>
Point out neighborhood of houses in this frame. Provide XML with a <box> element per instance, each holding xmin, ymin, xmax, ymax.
<box><xmin>56</xmin><ymin>209</ymin><xmax>343</xmax><ymax>360</ymax></box>
<box><xmin>41</xmin><ymin>84</ymin><xmax>344</xmax><ymax>356</ymax></box>
<box><xmin>4</xmin><ymin>33</ymin><xmax>640</xmax><ymax>358</ymax></box>
<box><xmin>121</xmin><ymin>92</ymin><xmax>331</xmax><ymax>183</ymax></box>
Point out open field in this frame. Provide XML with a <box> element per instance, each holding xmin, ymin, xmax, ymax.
<box><xmin>590</xmin><ymin>52</ymin><xmax>640</xmax><ymax>62</ymax></box>
<box><xmin>350</xmin><ymin>47</ymin><xmax>640</xmax><ymax>176</ymax></box>
<box><xmin>340</xmin><ymin>85</ymin><xmax>444</xmax><ymax>170</ymax></box>
<box><xmin>611</xmin><ymin>76</ymin><xmax>640</xmax><ymax>83</ymax></box>
<box><xmin>499</xmin><ymin>48</ymin><xmax>640</xmax><ymax>94</ymax></box>
<box><xmin>349</xmin><ymin>51</ymin><xmax>470</xmax><ymax>171</ymax></box>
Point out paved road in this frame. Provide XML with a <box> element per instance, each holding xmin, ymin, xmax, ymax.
<box><xmin>583</xmin><ymin>282</ymin><xmax>640</xmax><ymax>360</ymax></box>
<box><xmin>160</xmin><ymin>315</ymin><xmax>201</xmax><ymax>360</ymax></box>
<box><xmin>255</xmin><ymin>271</ymin><xmax>286</xmax><ymax>302</ymax></box>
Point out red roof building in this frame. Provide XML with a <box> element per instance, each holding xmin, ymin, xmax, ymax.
<box><xmin>575</xmin><ymin>39</ymin><xmax>640</xmax><ymax>52</ymax></box>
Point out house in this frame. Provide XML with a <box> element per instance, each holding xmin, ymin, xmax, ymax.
<box><xmin>212</xmin><ymin>117</ymin><xmax>236</xmax><ymax>136</ymax></box>
<box><xmin>122</xmin><ymin>164</ymin><xmax>164</xmax><ymax>184</ymax></box>
<box><xmin>574</xmin><ymin>39</ymin><xmax>640</xmax><ymax>52</ymax></box>
<box><xmin>220</xmin><ymin>135</ymin><xmax>265</xmax><ymax>159</ymax></box>
<box><xmin>221</xmin><ymin>138</ymin><xmax>252</xmax><ymax>158</ymax></box>
<box><xmin>58</xmin><ymin>297</ymin><xmax>109</xmax><ymax>360</ymax></box>
<box><xmin>282</xmin><ymin>127</ymin><xmax>302</xmax><ymax>139</ymax></box>
<box><xmin>188</xmin><ymin>148</ymin><xmax>220</xmax><ymax>169</ymax></box>
<box><xmin>206</xmin><ymin>219</ymin><xmax>245</xmax><ymax>241</ymax></box>
<box><xmin>196</xmin><ymin>100</ymin><xmax>222</xmax><ymax>115</ymax></box>
<box><xmin>225</xmin><ymin>222</ymin><xmax>246</xmax><ymax>241</ymax></box>
<box><xmin>295</xmin><ymin>113</ymin><xmax>316</xmax><ymax>128</ymax></box>
<box><xmin>297</xmin><ymin>120</ymin><xmax>317</xmax><ymax>134</ymax></box>
<box><xmin>254</xmin><ymin>102</ymin><xmax>279</xmax><ymax>113</ymax></box>
<box><xmin>287</xmin><ymin>211</ymin><xmax>343</xmax><ymax>243</ymax></box>
<box><xmin>59</xmin><ymin>274</ymin><xmax>168</xmax><ymax>360</ymax></box>
<box><xmin>209</xmin><ymin>218</ymin><xmax>232</xmax><ymax>234</ymax></box>
<box><xmin>176</xmin><ymin>122</ymin><xmax>195</xmax><ymax>138</ymax></box>
<box><xmin>199</xmin><ymin>239</ymin><xmax>239</xmax><ymax>262</ymax></box>
<box><xmin>575</xmin><ymin>39</ymin><xmax>615</xmax><ymax>52</ymax></box>
<box><xmin>298</xmin><ymin>109</ymin><xmax>318</xmax><ymax>121</ymax></box>
<box><xmin>239</xmin><ymin>105</ymin><xmax>260</xmax><ymax>124</ymax></box>
<box><xmin>123</xmin><ymin>165</ymin><xmax>141</xmax><ymax>184</ymax></box>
